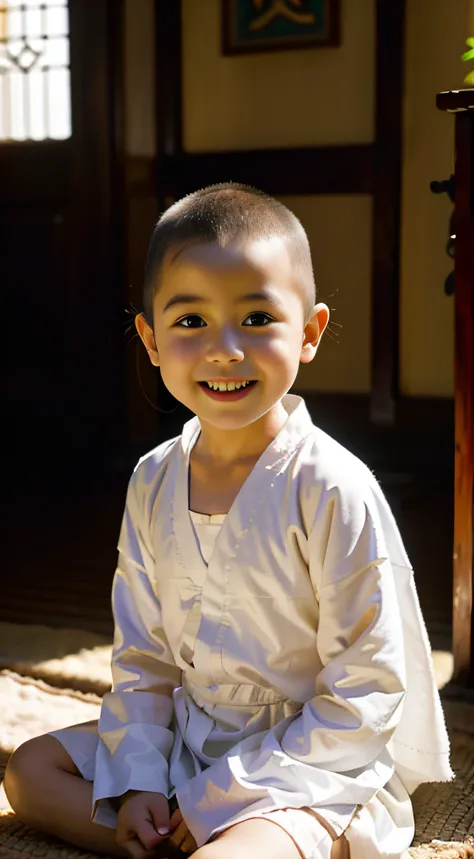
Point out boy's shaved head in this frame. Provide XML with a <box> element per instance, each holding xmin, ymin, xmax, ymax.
<box><xmin>143</xmin><ymin>183</ymin><xmax>316</xmax><ymax>324</ymax></box>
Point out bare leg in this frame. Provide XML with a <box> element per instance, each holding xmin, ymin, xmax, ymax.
<box><xmin>192</xmin><ymin>816</ymin><xmax>350</xmax><ymax>859</ymax></box>
<box><xmin>193</xmin><ymin>818</ymin><xmax>307</xmax><ymax>859</ymax></box>
<box><xmin>3</xmin><ymin>734</ymin><xmax>128</xmax><ymax>857</ymax></box>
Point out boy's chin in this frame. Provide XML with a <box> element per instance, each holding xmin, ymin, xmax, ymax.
<box><xmin>196</xmin><ymin>411</ymin><xmax>260</xmax><ymax>431</ymax></box>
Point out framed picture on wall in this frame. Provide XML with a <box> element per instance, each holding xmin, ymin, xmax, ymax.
<box><xmin>221</xmin><ymin>0</ymin><xmax>341</xmax><ymax>55</ymax></box>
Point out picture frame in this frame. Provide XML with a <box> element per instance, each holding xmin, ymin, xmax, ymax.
<box><xmin>221</xmin><ymin>0</ymin><xmax>341</xmax><ymax>56</ymax></box>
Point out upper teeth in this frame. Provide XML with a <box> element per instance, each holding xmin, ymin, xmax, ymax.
<box><xmin>206</xmin><ymin>381</ymin><xmax>252</xmax><ymax>391</ymax></box>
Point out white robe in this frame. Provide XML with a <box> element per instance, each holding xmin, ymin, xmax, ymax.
<box><xmin>55</xmin><ymin>394</ymin><xmax>453</xmax><ymax>859</ymax></box>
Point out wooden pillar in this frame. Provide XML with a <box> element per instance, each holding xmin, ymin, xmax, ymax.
<box><xmin>437</xmin><ymin>89</ymin><xmax>474</xmax><ymax>687</ymax></box>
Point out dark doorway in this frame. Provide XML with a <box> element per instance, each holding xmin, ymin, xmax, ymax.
<box><xmin>2</xmin><ymin>0</ymin><xmax>128</xmax><ymax>631</ymax></box>
<box><xmin>2</xmin><ymin>0</ymin><xmax>126</xmax><ymax>485</ymax></box>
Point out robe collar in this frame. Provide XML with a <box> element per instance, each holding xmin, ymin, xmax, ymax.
<box><xmin>179</xmin><ymin>393</ymin><xmax>314</xmax><ymax>461</ymax></box>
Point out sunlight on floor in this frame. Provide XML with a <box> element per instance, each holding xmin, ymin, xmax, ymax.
<box><xmin>432</xmin><ymin>651</ymin><xmax>455</xmax><ymax>690</ymax></box>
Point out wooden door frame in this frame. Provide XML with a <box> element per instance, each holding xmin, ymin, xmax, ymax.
<box><xmin>68</xmin><ymin>0</ymin><xmax>126</xmax><ymax>459</ymax></box>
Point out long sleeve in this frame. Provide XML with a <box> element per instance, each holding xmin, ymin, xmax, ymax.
<box><xmin>92</xmin><ymin>474</ymin><xmax>182</xmax><ymax>816</ymax></box>
<box><xmin>176</xmin><ymin>486</ymin><xmax>407</xmax><ymax>846</ymax></box>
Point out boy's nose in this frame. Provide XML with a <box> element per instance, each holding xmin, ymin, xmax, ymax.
<box><xmin>204</xmin><ymin>327</ymin><xmax>245</xmax><ymax>362</ymax></box>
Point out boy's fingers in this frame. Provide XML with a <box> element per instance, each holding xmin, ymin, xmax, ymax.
<box><xmin>135</xmin><ymin>818</ymin><xmax>164</xmax><ymax>852</ymax></box>
<box><xmin>148</xmin><ymin>803</ymin><xmax>171</xmax><ymax>838</ymax></box>
<box><xmin>169</xmin><ymin>807</ymin><xmax>183</xmax><ymax>828</ymax></box>
<box><xmin>182</xmin><ymin>832</ymin><xmax>198</xmax><ymax>854</ymax></box>
<box><xmin>168</xmin><ymin>821</ymin><xmax>197</xmax><ymax>855</ymax></box>
<box><xmin>168</xmin><ymin>819</ymin><xmax>187</xmax><ymax>847</ymax></box>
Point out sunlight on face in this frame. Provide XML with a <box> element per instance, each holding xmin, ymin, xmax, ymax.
<box><xmin>152</xmin><ymin>239</ymin><xmax>307</xmax><ymax>429</ymax></box>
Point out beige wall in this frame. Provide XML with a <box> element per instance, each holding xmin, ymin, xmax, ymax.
<box><xmin>399</xmin><ymin>0</ymin><xmax>470</xmax><ymax>397</ymax></box>
<box><xmin>124</xmin><ymin>0</ymin><xmax>156</xmax><ymax>157</ymax></box>
<box><xmin>279</xmin><ymin>196</ymin><xmax>372</xmax><ymax>393</ymax></box>
<box><xmin>181</xmin><ymin>0</ymin><xmax>375</xmax><ymax>151</ymax></box>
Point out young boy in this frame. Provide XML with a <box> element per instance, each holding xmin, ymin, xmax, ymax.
<box><xmin>5</xmin><ymin>184</ymin><xmax>453</xmax><ymax>859</ymax></box>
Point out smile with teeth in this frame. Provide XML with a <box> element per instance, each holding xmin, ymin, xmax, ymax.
<box><xmin>203</xmin><ymin>380</ymin><xmax>255</xmax><ymax>391</ymax></box>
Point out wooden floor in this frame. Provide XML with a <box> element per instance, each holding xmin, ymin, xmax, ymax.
<box><xmin>3</xmin><ymin>461</ymin><xmax>454</xmax><ymax>646</ymax></box>
<box><xmin>3</xmin><ymin>473</ymin><xmax>128</xmax><ymax>637</ymax></box>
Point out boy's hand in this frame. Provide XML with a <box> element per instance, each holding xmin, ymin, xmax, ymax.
<box><xmin>116</xmin><ymin>790</ymin><xmax>172</xmax><ymax>858</ymax></box>
<box><xmin>166</xmin><ymin>806</ymin><xmax>197</xmax><ymax>855</ymax></box>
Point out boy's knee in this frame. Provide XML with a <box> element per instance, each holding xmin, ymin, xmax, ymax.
<box><xmin>4</xmin><ymin>738</ymin><xmax>41</xmax><ymax>806</ymax></box>
<box><xmin>4</xmin><ymin>741</ymin><xmax>31</xmax><ymax>810</ymax></box>
<box><xmin>4</xmin><ymin>735</ymin><xmax>66</xmax><ymax>813</ymax></box>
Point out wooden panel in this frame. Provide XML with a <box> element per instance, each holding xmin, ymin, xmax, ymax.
<box><xmin>0</xmin><ymin>142</ymin><xmax>70</xmax><ymax>202</ymax></box>
<box><xmin>124</xmin><ymin>156</ymin><xmax>160</xmax><ymax>446</ymax></box>
<box><xmin>3</xmin><ymin>206</ymin><xmax>72</xmax><ymax>473</ymax></box>
<box><xmin>155</xmin><ymin>0</ymin><xmax>182</xmax><ymax>157</ymax></box>
<box><xmin>370</xmin><ymin>0</ymin><xmax>405</xmax><ymax>423</ymax></box>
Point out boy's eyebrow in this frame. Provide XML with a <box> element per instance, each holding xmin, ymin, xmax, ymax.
<box><xmin>163</xmin><ymin>291</ymin><xmax>281</xmax><ymax>312</ymax></box>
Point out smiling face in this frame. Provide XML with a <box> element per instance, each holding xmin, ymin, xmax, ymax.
<box><xmin>136</xmin><ymin>237</ymin><xmax>328</xmax><ymax>437</ymax></box>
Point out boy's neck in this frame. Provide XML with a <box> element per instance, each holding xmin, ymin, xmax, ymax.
<box><xmin>192</xmin><ymin>400</ymin><xmax>289</xmax><ymax>467</ymax></box>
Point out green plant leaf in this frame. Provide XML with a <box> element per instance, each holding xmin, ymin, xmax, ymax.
<box><xmin>461</xmin><ymin>47</ymin><xmax>474</xmax><ymax>62</ymax></box>
<box><xmin>464</xmin><ymin>69</ymin><xmax>474</xmax><ymax>85</ymax></box>
<box><xmin>465</xmin><ymin>36</ymin><xmax>474</xmax><ymax>47</ymax></box>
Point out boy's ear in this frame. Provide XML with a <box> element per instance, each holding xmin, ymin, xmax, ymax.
<box><xmin>300</xmin><ymin>303</ymin><xmax>329</xmax><ymax>364</ymax></box>
<box><xmin>135</xmin><ymin>313</ymin><xmax>160</xmax><ymax>366</ymax></box>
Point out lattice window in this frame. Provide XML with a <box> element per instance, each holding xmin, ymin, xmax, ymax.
<box><xmin>0</xmin><ymin>0</ymin><xmax>71</xmax><ymax>141</ymax></box>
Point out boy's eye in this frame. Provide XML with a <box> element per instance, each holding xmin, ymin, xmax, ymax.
<box><xmin>243</xmin><ymin>312</ymin><xmax>273</xmax><ymax>326</ymax></box>
<box><xmin>174</xmin><ymin>315</ymin><xmax>205</xmax><ymax>328</ymax></box>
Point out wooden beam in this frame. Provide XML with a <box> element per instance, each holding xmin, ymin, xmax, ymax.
<box><xmin>155</xmin><ymin>144</ymin><xmax>374</xmax><ymax>197</ymax></box>
<box><xmin>370</xmin><ymin>0</ymin><xmax>406</xmax><ymax>424</ymax></box>
<box><xmin>155</xmin><ymin>0</ymin><xmax>183</xmax><ymax>158</ymax></box>
<box><xmin>68</xmin><ymin>0</ymin><xmax>127</xmax><ymax>461</ymax></box>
